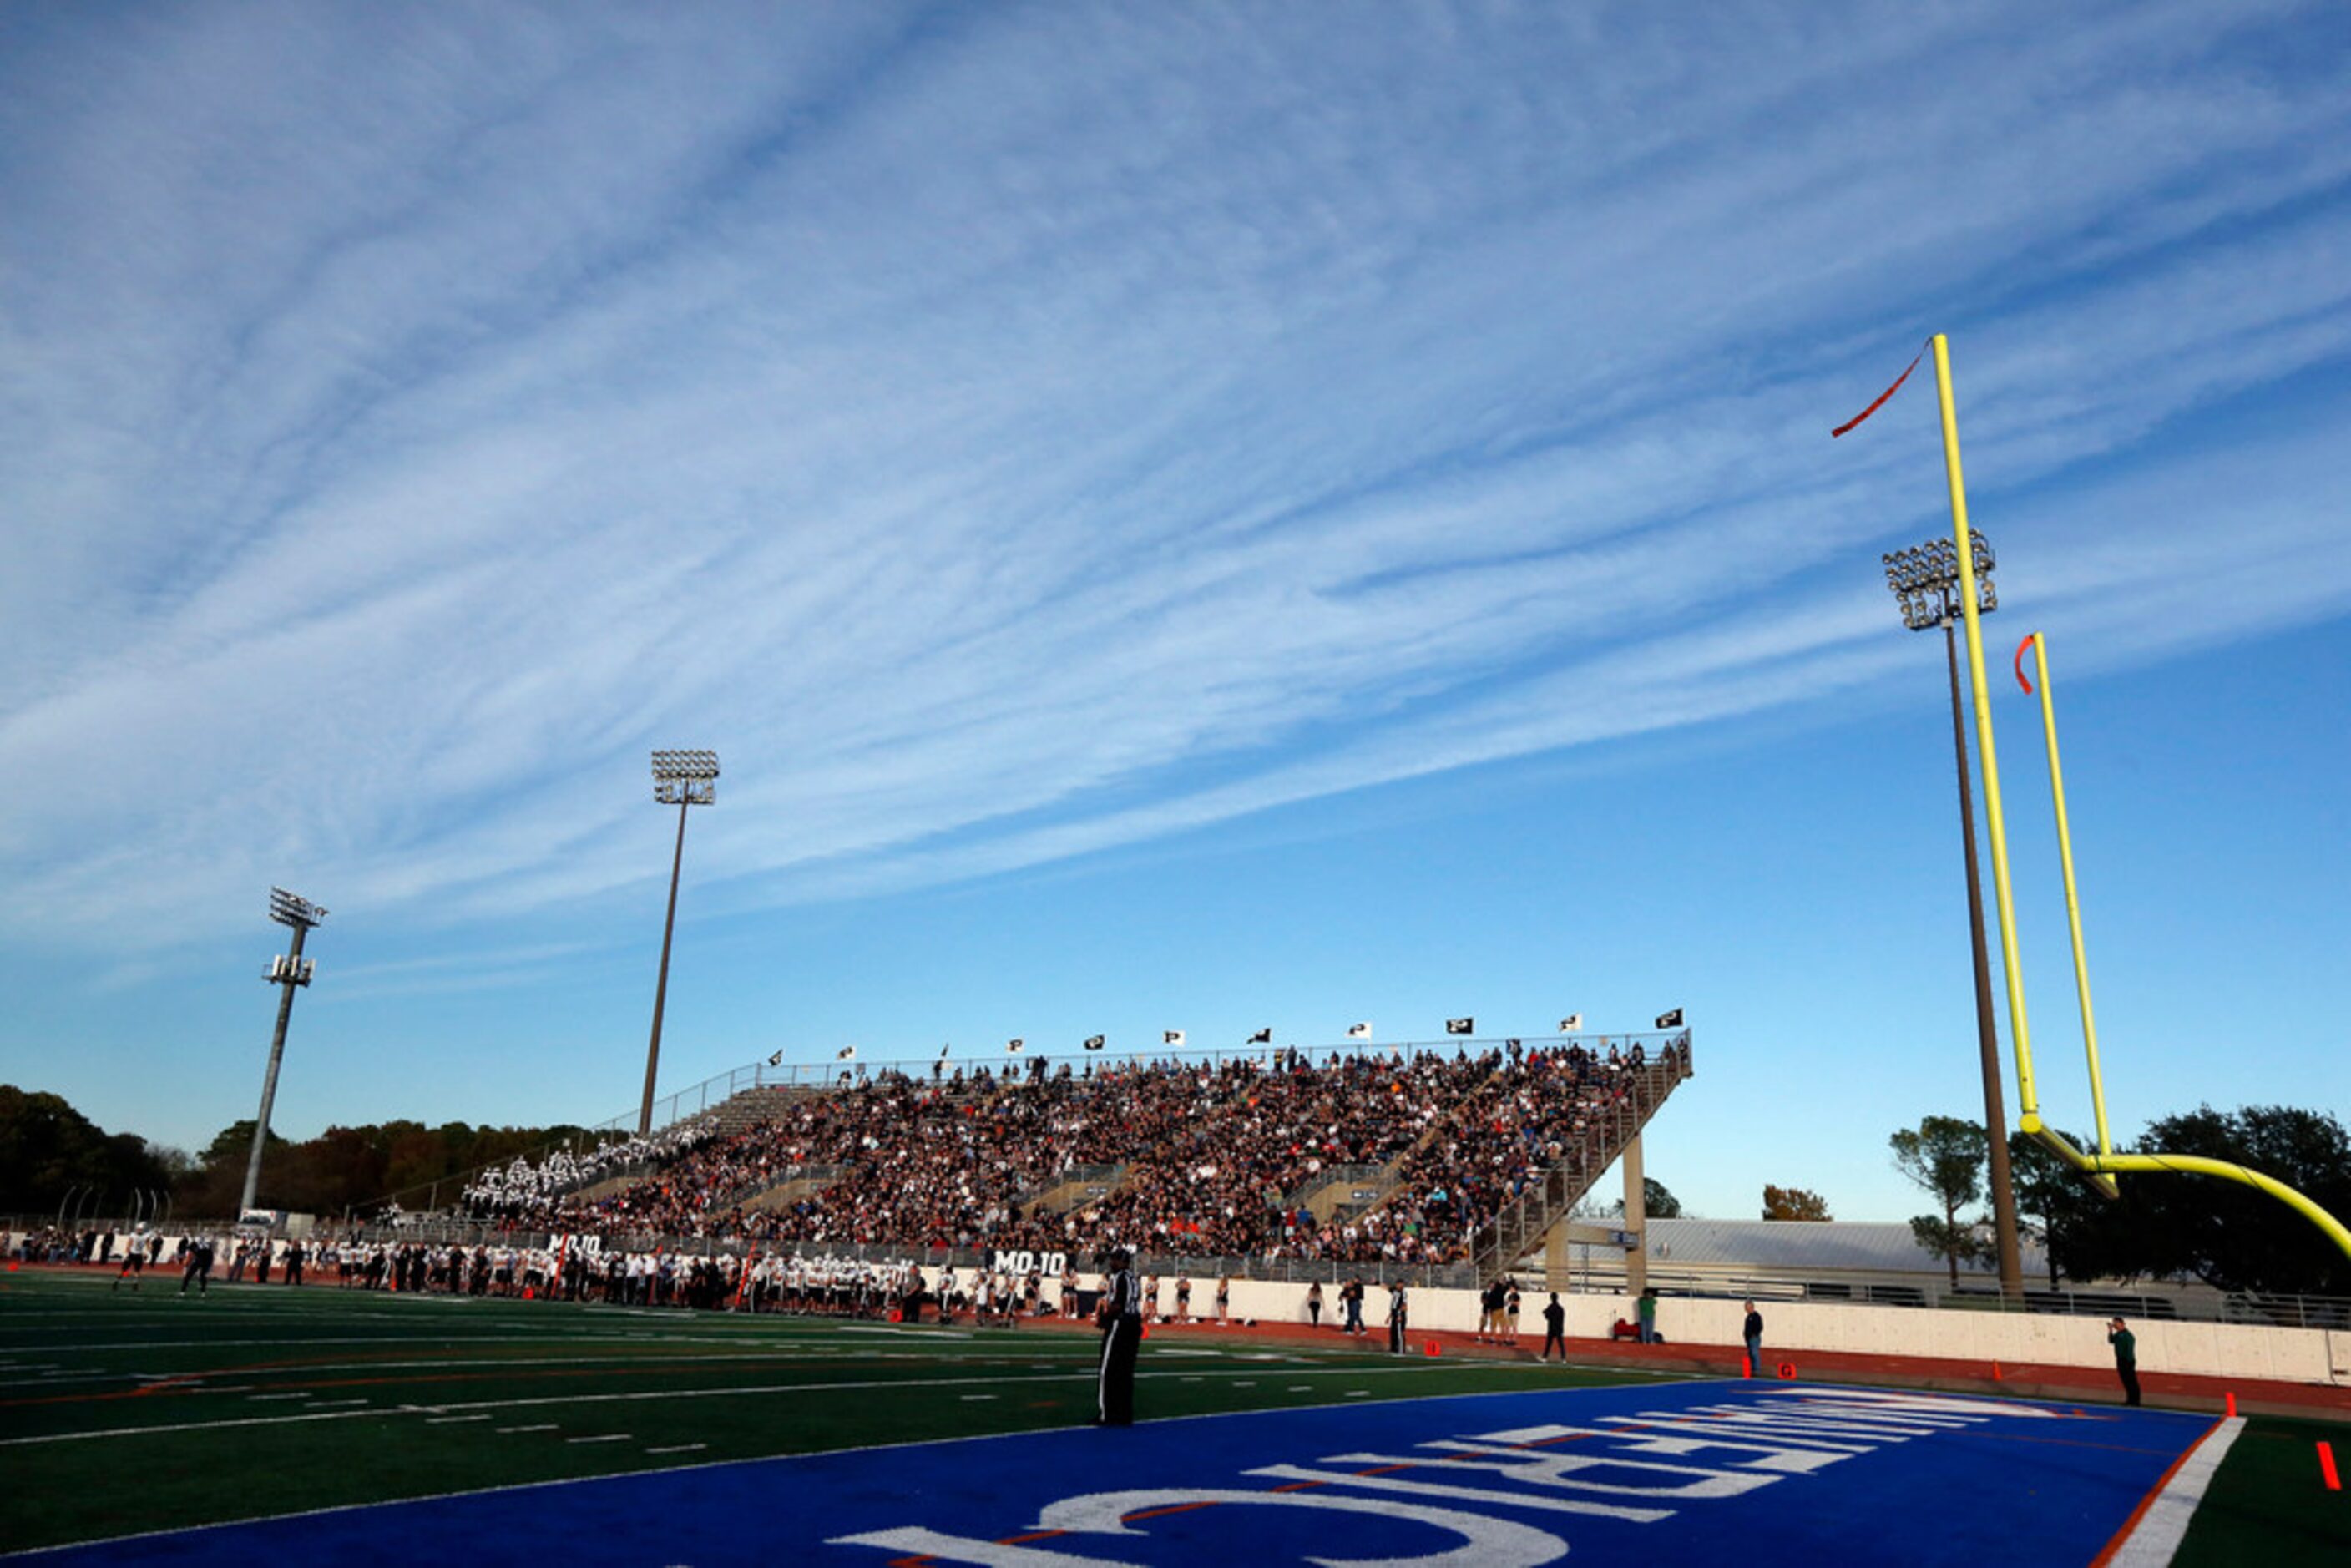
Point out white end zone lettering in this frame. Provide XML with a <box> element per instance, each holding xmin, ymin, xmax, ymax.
<box><xmin>834</xmin><ymin>1488</ymin><xmax>1568</xmax><ymax>1567</ymax></box>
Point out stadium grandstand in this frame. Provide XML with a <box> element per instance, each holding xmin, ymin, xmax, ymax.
<box><xmin>429</xmin><ymin>1030</ymin><xmax>1692</xmax><ymax>1280</ymax></box>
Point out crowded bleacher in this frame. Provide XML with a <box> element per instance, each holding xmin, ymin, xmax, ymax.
<box><xmin>464</xmin><ymin>1036</ymin><xmax>1691</xmax><ymax>1267</ymax></box>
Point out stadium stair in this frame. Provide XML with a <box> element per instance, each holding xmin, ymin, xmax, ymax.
<box><xmin>1469</xmin><ymin>1046</ymin><xmax>1696</xmax><ymax>1281</ymax></box>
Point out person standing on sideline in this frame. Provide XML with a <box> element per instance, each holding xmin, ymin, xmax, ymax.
<box><xmin>1306</xmin><ymin>1280</ymin><xmax>1323</xmax><ymax>1328</ymax></box>
<box><xmin>2108</xmin><ymin>1318</ymin><xmax>2141</xmax><ymax>1406</ymax></box>
<box><xmin>1541</xmin><ymin>1292</ymin><xmax>1567</xmax><ymax>1362</ymax></box>
<box><xmin>1636</xmin><ymin>1287</ymin><xmax>1658</xmax><ymax>1343</ymax></box>
<box><xmin>1742</xmin><ymin>1300</ymin><xmax>1764</xmax><ymax>1378</ymax></box>
<box><xmin>1095</xmin><ymin>1248</ymin><xmax>1143</xmax><ymax>1426</ymax></box>
<box><xmin>1386</xmin><ymin>1281</ymin><xmax>1409</xmax><ymax>1355</ymax></box>
<box><xmin>1343</xmin><ymin>1277</ymin><xmax>1365</xmax><ymax>1335</ymax></box>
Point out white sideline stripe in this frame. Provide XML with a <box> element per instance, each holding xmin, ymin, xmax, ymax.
<box><xmin>566</xmin><ymin>1434</ymin><xmax>632</xmax><ymax>1444</ymax></box>
<box><xmin>959</xmin><ymin>1394</ymin><xmax>996</xmax><ymax>1402</ymax></box>
<box><xmin>497</xmin><ymin>1424</ymin><xmax>559</xmax><ymax>1433</ymax></box>
<box><xmin>0</xmin><ymin>1362</ymin><xmax>1512</xmax><ymax>1449</ymax></box>
<box><xmin>304</xmin><ymin>1399</ymin><xmax>371</xmax><ymax>1409</ymax></box>
<box><xmin>2107</xmin><ymin>1417</ymin><xmax>2244</xmax><ymax>1568</ymax></box>
<box><xmin>644</xmin><ymin>1443</ymin><xmax>707</xmax><ymax>1454</ymax></box>
<box><xmin>426</xmin><ymin>1415</ymin><xmax>490</xmax><ymax>1424</ymax></box>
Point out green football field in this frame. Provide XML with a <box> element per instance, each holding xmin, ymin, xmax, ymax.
<box><xmin>3</xmin><ymin>1269</ymin><xmax>2344</xmax><ymax>1560</ymax></box>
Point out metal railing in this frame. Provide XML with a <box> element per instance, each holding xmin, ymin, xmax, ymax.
<box><xmin>1474</xmin><ymin>1044</ymin><xmax>1696</xmax><ymax>1277</ymax></box>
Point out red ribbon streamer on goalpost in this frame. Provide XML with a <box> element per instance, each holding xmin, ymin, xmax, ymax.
<box><xmin>1831</xmin><ymin>346</ymin><xmax>1924</xmax><ymax>438</ymax></box>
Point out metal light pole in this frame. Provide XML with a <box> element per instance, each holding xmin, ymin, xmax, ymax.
<box><xmin>640</xmin><ymin>748</ymin><xmax>719</xmax><ymax>1136</ymax></box>
<box><xmin>240</xmin><ymin>888</ymin><xmax>326</xmax><ymax>1215</ymax></box>
<box><xmin>1884</xmin><ymin>534</ymin><xmax>2025</xmax><ymax>1301</ymax></box>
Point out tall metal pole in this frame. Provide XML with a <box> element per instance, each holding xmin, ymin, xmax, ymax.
<box><xmin>1946</xmin><ymin>621</ymin><xmax>2025</xmax><ymax>1300</ymax></box>
<box><xmin>638</xmin><ymin>749</ymin><xmax>718</xmax><ymax>1136</ymax></box>
<box><xmin>639</xmin><ymin>792</ymin><xmax>690</xmax><ymax>1136</ymax></box>
<box><xmin>241</xmin><ymin>890</ymin><xmax>323</xmax><ymax>1214</ymax></box>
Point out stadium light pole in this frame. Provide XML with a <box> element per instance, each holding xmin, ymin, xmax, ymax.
<box><xmin>240</xmin><ymin>888</ymin><xmax>326</xmax><ymax>1216</ymax></box>
<box><xmin>1883</xmin><ymin>534</ymin><xmax>2025</xmax><ymax>1302</ymax></box>
<box><xmin>640</xmin><ymin>749</ymin><xmax>719</xmax><ymax>1136</ymax></box>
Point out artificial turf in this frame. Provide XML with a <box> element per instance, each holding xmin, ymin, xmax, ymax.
<box><xmin>0</xmin><ymin>1271</ymin><xmax>1628</xmax><ymax>1554</ymax></box>
<box><xmin>5</xmin><ymin>1269</ymin><xmax>2344</xmax><ymax>1561</ymax></box>
<box><xmin>2174</xmin><ymin>1413</ymin><xmax>2351</xmax><ymax>1565</ymax></box>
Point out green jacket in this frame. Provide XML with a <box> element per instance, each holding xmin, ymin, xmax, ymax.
<box><xmin>2108</xmin><ymin>1326</ymin><xmax>2136</xmax><ymax>1367</ymax></box>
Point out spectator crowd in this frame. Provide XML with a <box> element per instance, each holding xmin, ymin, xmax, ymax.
<box><xmin>480</xmin><ymin>1036</ymin><xmax>1691</xmax><ymax>1267</ymax></box>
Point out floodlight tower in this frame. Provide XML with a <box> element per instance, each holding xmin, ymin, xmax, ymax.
<box><xmin>640</xmin><ymin>749</ymin><xmax>719</xmax><ymax>1136</ymax></box>
<box><xmin>240</xmin><ymin>888</ymin><xmax>327</xmax><ymax>1215</ymax></box>
<box><xmin>1883</xmin><ymin>533</ymin><xmax>2025</xmax><ymax>1301</ymax></box>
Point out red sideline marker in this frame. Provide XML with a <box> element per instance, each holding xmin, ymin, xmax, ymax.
<box><xmin>1777</xmin><ymin>1362</ymin><xmax>1798</xmax><ymax>1381</ymax></box>
<box><xmin>1424</xmin><ymin>1342</ymin><xmax>1441</xmax><ymax>1357</ymax></box>
<box><xmin>2321</xmin><ymin>1441</ymin><xmax>2341</xmax><ymax>1492</ymax></box>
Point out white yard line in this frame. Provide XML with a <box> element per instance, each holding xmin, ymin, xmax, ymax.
<box><xmin>644</xmin><ymin>1443</ymin><xmax>707</xmax><ymax>1455</ymax></box>
<box><xmin>2107</xmin><ymin>1417</ymin><xmax>2245</xmax><ymax>1568</ymax></box>
<box><xmin>496</xmin><ymin>1424</ymin><xmax>559</xmax><ymax>1434</ymax></box>
<box><xmin>565</xmin><ymin>1434</ymin><xmax>632</xmax><ymax>1444</ymax></box>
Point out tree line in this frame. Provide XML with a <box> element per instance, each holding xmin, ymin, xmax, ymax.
<box><xmin>1890</xmin><ymin>1105</ymin><xmax>2351</xmax><ymax>1297</ymax></box>
<box><xmin>0</xmin><ymin>1084</ymin><xmax>589</xmax><ymax>1222</ymax></box>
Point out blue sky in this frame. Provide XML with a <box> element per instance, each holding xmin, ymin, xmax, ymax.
<box><xmin>3</xmin><ymin>2</ymin><xmax>2347</xmax><ymax>1223</ymax></box>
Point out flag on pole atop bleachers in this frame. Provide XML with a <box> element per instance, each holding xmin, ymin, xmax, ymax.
<box><xmin>1084</xmin><ymin>1034</ymin><xmax>1106</xmax><ymax>1050</ymax></box>
<box><xmin>1559</xmin><ymin>1014</ymin><xmax>1582</xmax><ymax>1032</ymax></box>
<box><xmin>1007</xmin><ymin>1038</ymin><xmax>1025</xmax><ymax>1054</ymax></box>
<box><xmin>1164</xmin><ymin>1029</ymin><xmax>1185</xmax><ymax>1046</ymax></box>
<box><xmin>836</xmin><ymin>1045</ymin><xmax>857</xmax><ymax>1060</ymax></box>
<box><xmin>767</xmin><ymin>1050</ymin><xmax>785</xmax><ymax>1065</ymax></box>
<box><xmin>1655</xmin><ymin>1008</ymin><xmax>1684</xmax><ymax>1029</ymax></box>
<box><xmin>1247</xmin><ymin>1027</ymin><xmax>1272</xmax><ymax>1044</ymax></box>
<box><xmin>938</xmin><ymin>1042</ymin><xmax>951</xmax><ymax>1059</ymax></box>
<box><xmin>1446</xmin><ymin>1017</ymin><xmax>1474</xmax><ymax>1035</ymax></box>
<box><xmin>1347</xmin><ymin>1022</ymin><xmax>1372</xmax><ymax>1039</ymax></box>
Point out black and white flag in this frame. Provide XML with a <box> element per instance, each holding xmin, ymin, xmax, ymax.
<box><xmin>1347</xmin><ymin>1022</ymin><xmax>1372</xmax><ymax>1039</ymax></box>
<box><xmin>1559</xmin><ymin>1014</ymin><xmax>1582</xmax><ymax>1033</ymax></box>
<box><xmin>1247</xmin><ymin>1027</ymin><xmax>1272</xmax><ymax>1044</ymax></box>
<box><xmin>1007</xmin><ymin>1038</ymin><xmax>1026</xmax><ymax>1055</ymax></box>
<box><xmin>1655</xmin><ymin>1008</ymin><xmax>1684</xmax><ymax>1029</ymax></box>
<box><xmin>836</xmin><ymin>1045</ymin><xmax>857</xmax><ymax>1061</ymax></box>
<box><xmin>1163</xmin><ymin>1029</ymin><xmax>1186</xmax><ymax>1046</ymax></box>
<box><xmin>939</xmin><ymin>1042</ymin><xmax>952</xmax><ymax>1060</ymax></box>
<box><xmin>1446</xmin><ymin>1017</ymin><xmax>1474</xmax><ymax>1035</ymax></box>
<box><xmin>767</xmin><ymin>1050</ymin><xmax>785</xmax><ymax>1066</ymax></box>
<box><xmin>1083</xmin><ymin>1034</ymin><xmax>1106</xmax><ymax>1050</ymax></box>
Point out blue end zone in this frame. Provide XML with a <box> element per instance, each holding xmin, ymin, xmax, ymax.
<box><xmin>31</xmin><ymin>1382</ymin><xmax>2213</xmax><ymax>1565</ymax></box>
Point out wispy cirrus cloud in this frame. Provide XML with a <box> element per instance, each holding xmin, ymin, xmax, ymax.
<box><xmin>3</xmin><ymin>0</ymin><xmax>2348</xmax><ymax>954</ymax></box>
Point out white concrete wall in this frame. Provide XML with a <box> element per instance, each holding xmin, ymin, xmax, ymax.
<box><xmin>1189</xmin><ymin>1279</ymin><xmax>2343</xmax><ymax>1386</ymax></box>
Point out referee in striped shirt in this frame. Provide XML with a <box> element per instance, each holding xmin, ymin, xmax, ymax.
<box><xmin>1095</xmin><ymin>1247</ymin><xmax>1142</xmax><ymax>1426</ymax></box>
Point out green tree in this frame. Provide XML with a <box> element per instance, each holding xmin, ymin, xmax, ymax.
<box><xmin>0</xmin><ymin>1086</ymin><xmax>172</xmax><ymax>1214</ymax></box>
<box><xmin>2005</xmin><ymin>1128</ymin><xmax>2124</xmax><ymax>1288</ymax></box>
<box><xmin>1604</xmin><ymin>1178</ymin><xmax>1683</xmax><ymax>1219</ymax></box>
<box><xmin>1891</xmin><ymin>1115</ymin><xmax>1988</xmax><ymax>1285</ymax></box>
<box><xmin>1761</xmin><ymin>1184</ymin><xmax>1833</xmax><ymax>1222</ymax></box>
